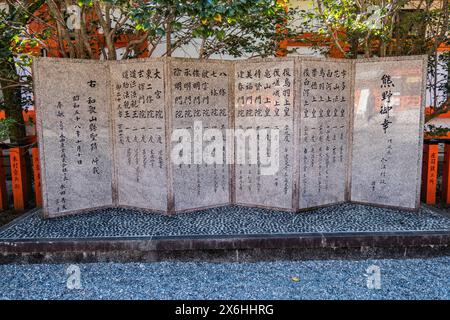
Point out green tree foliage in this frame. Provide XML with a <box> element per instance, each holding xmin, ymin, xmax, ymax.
<box><xmin>295</xmin><ymin>0</ymin><xmax>448</xmax><ymax>58</ymax></box>
<box><xmin>0</xmin><ymin>0</ymin><xmax>43</xmax><ymax>144</ymax></box>
<box><xmin>130</xmin><ymin>0</ymin><xmax>297</xmax><ymax>58</ymax></box>
<box><xmin>36</xmin><ymin>0</ymin><xmax>297</xmax><ymax>59</ymax></box>
<box><xmin>295</xmin><ymin>0</ymin><xmax>449</xmax><ymax>134</ymax></box>
<box><xmin>1</xmin><ymin>0</ymin><xmax>297</xmax><ymax>143</ymax></box>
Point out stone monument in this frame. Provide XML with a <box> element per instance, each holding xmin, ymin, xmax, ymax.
<box><xmin>33</xmin><ymin>55</ymin><xmax>427</xmax><ymax>218</ymax></box>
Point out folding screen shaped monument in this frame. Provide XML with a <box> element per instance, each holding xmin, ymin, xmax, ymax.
<box><xmin>33</xmin><ymin>56</ymin><xmax>427</xmax><ymax>218</ymax></box>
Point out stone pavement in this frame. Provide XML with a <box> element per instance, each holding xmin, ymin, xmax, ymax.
<box><xmin>0</xmin><ymin>203</ymin><xmax>449</xmax><ymax>240</ymax></box>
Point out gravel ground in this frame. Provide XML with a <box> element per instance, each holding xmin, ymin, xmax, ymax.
<box><xmin>0</xmin><ymin>256</ymin><xmax>448</xmax><ymax>300</ymax></box>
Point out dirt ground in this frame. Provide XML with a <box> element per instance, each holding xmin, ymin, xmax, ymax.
<box><xmin>0</xmin><ymin>210</ymin><xmax>26</xmax><ymax>228</ymax></box>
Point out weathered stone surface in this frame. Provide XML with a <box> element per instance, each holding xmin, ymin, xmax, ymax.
<box><xmin>109</xmin><ymin>59</ymin><xmax>168</xmax><ymax>211</ymax></box>
<box><xmin>33</xmin><ymin>58</ymin><xmax>113</xmax><ymax>217</ymax></box>
<box><xmin>169</xmin><ymin>59</ymin><xmax>232</xmax><ymax>211</ymax></box>
<box><xmin>350</xmin><ymin>56</ymin><xmax>426</xmax><ymax>210</ymax></box>
<box><xmin>298</xmin><ymin>58</ymin><xmax>352</xmax><ymax>209</ymax></box>
<box><xmin>33</xmin><ymin>56</ymin><xmax>427</xmax><ymax>217</ymax></box>
<box><xmin>234</xmin><ymin>58</ymin><xmax>296</xmax><ymax>210</ymax></box>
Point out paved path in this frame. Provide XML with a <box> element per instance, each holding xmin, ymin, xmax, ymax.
<box><xmin>0</xmin><ymin>257</ymin><xmax>448</xmax><ymax>299</ymax></box>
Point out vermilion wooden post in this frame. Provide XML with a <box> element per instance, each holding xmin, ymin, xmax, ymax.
<box><xmin>442</xmin><ymin>142</ymin><xmax>450</xmax><ymax>205</ymax></box>
<box><xmin>0</xmin><ymin>150</ymin><xmax>8</xmax><ymax>210</ymax></box>
<box><xmin>421</xmin><ymin>142</ymin><xmax>439</xmax><ymax>205</ymax></box>
<box><xmin>32</xmin><ymin>147</ymin><xmax>42</xmax><ymax>207</ymax></box>
<box><xmin>23</xmin><ymin>110</ymin><xmax>37</xmax><ymax>136</ymax></box>
<box><xmin>9</xmin><ymin>147</ymin><xmax>28</xmax><ymax>210</ymax></box>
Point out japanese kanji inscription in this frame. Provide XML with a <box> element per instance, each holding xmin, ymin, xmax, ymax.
<box><xmin>109</xmin><ymin>59</ymin><xmax>168</xmax><ymax>212</ymax></box>
<box><xmin>33</xmin><ymin>56</ymin><xmax>426</xmax><ymax>217</ymax></box>
<box><xmin>34</xmin><ymin>59</ymin><xmax>113</xmax><ymax>217</ymax></box>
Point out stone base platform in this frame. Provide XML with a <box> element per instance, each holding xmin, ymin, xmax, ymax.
<box><xmin>0</xmin><ymin>203</ymin><xmax>449</xmax><ymax>263</ymax></box>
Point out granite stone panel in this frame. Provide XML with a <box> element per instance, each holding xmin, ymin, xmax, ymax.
<box><xmin>350</xmin><ymin>56</ymin><xmax>426</xmax><ymax>210</ymax></box>
<box><xmin>298</xmin><ymin>58</ymin><xmax>352</xmax><ymax>209</ymax></box>
<box><xmin>234</xmin><ymin>59</ymin><xmax>296</xmax><ymax>210</ymax></box>
<box><xmin>169</xmin><ymin>59</ymin><xmax>232</xmax><ymax>211</ymax></box>
<box><xmin>34</xmin><ymin>58</ymin><xmax>113</xmax><ymax>217</ymax></box>
<box><xmin>109</xmin><ymin>59</ymin><xmax>168</xmax><ymax>211</ymax></box>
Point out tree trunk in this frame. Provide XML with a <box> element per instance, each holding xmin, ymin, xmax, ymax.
<box><xmin>165</xmin><ymin>11</ymin><xmax>173</xmax><ymax>57</ymax></box>
<box><xmin>447</xmin><ymin>54</ymin><xmax>450</xmax><ymax>104</ymax></box>
<box><xmin>349</xmin><ymin>34</ymin><xmax>359</xmax><ymax>59</ymax></box>
<box><xmin>433</xmin><ymin>52</ymin><xmax>438</xmax><ymax>109</ymax></box>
